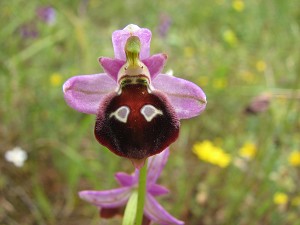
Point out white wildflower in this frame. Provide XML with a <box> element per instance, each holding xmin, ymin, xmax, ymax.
<box><xmin>4</xmin><ymin>146</ymin><xmax>28</xmax><ymax>167</ymax></box>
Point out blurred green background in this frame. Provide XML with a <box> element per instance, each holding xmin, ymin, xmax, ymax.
<box><xmin>1</xmin><ymin>0</ymin><xmax>300</xmax><ymax>224</ymax></box>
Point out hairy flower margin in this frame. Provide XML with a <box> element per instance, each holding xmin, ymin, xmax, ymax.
<box><xmin>63</xmin><ymin>24</ymin><xmax>206</xmax><ymax>168</ymax></box>
<box><xmin>80</xmin><ymin>148</ymin><xmax>184</xmax><ymax>225</ymax></box>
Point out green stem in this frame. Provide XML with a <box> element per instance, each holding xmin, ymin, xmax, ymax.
<box><xmin>135</xmin><ymin>160</ymin><xmax>148</xmax><ymax>225</ymax></box>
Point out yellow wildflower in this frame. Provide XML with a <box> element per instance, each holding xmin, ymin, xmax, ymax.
<box><xmin>232</xmin><ymin>0</ymin><xmax>245</xmax><ymax>12</ymax></box>
<box><xmin>288</xmin><ymin>151</ymin><xmax>300</xmax><ymax>167</ymax></box>
<box><xmin>184</xmin><ymin>47</ymin><xmax>195</xmax><ymax>58</ymax></box>
<box><xmin>240</xmin><ymin>71</ymin><xmax>256</xmax><ymax>84</ymax></box>
<box><xmin>212</xmin><ymin>78</ymin><xmax>227</xmax><ymax>90</ymax></box>
<box><xmin>273</xmin><ymin>192</ymin><xmax>288</xmax><ymax>205</ymax></box>
<box><xmin>222</xmin><ymin>29</ymin><xmax>238</xmax><ymax>47</ymax></box>
<box><xmin>198</xmin><ymin>76</ymin><xmax>209</xmax><ymax>87</ymax></box>
<box><xmin>193</xmin><ymin>140</ymin><xmax>231</xmax><ymax>168</ymax></box>
<box><xmin>239</xmin><ymin>142</ymin><xmax>257</xmax><ymax>159</ymax></box>
<box><xmin>50</xmin><ymin>73</ymin><xmax>62</xmax><ymax>87</ymax></box>
<box><xmin>255</xmin><ymin>60</ymin><xmax>267</xmax><ymax>72</ymax></box>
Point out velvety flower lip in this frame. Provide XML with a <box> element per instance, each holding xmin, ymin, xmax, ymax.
<box><xmin>79</xmin><ymin>148</ymin><xmax>184</xmax><ymax>225</ymax></box>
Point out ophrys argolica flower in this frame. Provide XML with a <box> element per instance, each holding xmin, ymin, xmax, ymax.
<box><xmin>63</xmin><ymin>24</ymin><xmax>206</xmax><ymax>168</ymax></box>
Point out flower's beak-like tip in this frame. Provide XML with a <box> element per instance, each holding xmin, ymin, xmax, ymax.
<box><xmin>162</xmin><ymin>53</ymin><xmax>168</xmax><ymax>60</ymax></box>
<box><xmin>62</xmin><ymin>80</ymin><xmax>71</xmax><ymax>94</ymax></box>
<box><xmin>130</xmin><ymin>158</ymin><xmax>146</xmax><ymax>169</ymax></box>
<box><xmin>98</xmin><ymin>57</ymin><xmax>109</xmax><ymax>69</ymax></box>
<box><xmin>98</xmin><ymin>57</ymin><xmax>104</xmax><ymax>64</ymax></box>
<box><xmin>98</xmin><ymin>57</ymin><xmax>105</xmax><ymax>68</ymax></box>
<box><xmin>200</xmin><ymin>98</ymin><xmax>208</xmax><ymax>113</ymax></box>
<box><xmin>199</xmin><ymin>92</ymin><xmax>208</xmax><ymax>107</ymax></box>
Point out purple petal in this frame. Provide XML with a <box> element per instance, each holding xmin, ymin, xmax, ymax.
<box><xmin>78</xmin><ymin>187</ymin><xmax>131</xmax><ymax>208</ymax></box>
<box><xmin>143</xmin><ymin>53</ymin><xmax>167</xmax><ymax>79</ymax></box>
<box><xmin>144</xmin><ymin>194</ymin><xmax>184</xmax><ymax>225</ymax></box>
<box><xmin>147</xmin><ymin>148</ymin><xmax>169</xmax><ymax>185</ymax></box>
<box><xmin>152</xmin><ymin>74</ymin><xmax>207</xmax><ymax>119</ymax></box>
<box><xmin>115</xmin><ymin>172</ymin><xmax>137</xmax><ymax>187</ymax></box>
<box><xmin>63</xmin><ymin>74</ymin><xmax>117</xmax><ymax>114</ymax></box>
<box><xmin>112</xmin><ymin>24</ymin><xmax>152</xmax><ymax>60</ymax></box>
<box><xmin>148</xmin><ymin>184</ymin><xmax>170</xmax><ymax>196</ymax></box>
<box><xmin>99</xmin><ymin>57</ymin><xmax>125</xmax><ymax>81</ymax></box>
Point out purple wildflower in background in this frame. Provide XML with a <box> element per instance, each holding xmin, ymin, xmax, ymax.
<box><xmin>19</xmin><ymin>6</ymin><xmax>55</xmax><ymax>39</ymax></box>
<box><xmin>63</xmin><ymin>24</ymin><xmax>206</xmax><ymax>168</ymax></box>
<box><xmin>36</xmin><ymin>6</ymin><xmax>56</xmax><ymax>25</ymax></box>
<box><xmin>158</xmin><ymin>14</ymin><xmax>172</xmax><ymax>38</ymax></box>
<box><xmin>19</xmin><ymin>23</ymin><xmax>38</xmax><ymax>39</ymax></box>
<box><xmin>79</xmin><ymin>148</ymin><xmax>184</xmax><ymax>225</ymax></box>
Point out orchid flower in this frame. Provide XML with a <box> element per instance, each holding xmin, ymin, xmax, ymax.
<box><xmin>63</xmin><ymin>24</ymin><xmax>206</xmax><ymax>168</ymax></box>
<box><xmin>79</xmin><ymin>148</ymin><xmax>184</xmax><ymax>225</ymax></box>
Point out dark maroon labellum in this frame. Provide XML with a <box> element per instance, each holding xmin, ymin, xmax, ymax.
<box><xmin>94</xmin><ymin>81</ymin><xmax>179</xmax><ymax>159</ymax></box>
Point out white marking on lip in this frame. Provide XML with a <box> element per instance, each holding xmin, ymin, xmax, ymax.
<box><xmin>110</xmin><ymin>106</ymin><xmax>130</xmax><ymax>123</ymax></box>
<box><xmin>140</xmin><ymin>104</ymin><xmax>163</xmax><ymax>122</ymax></box>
